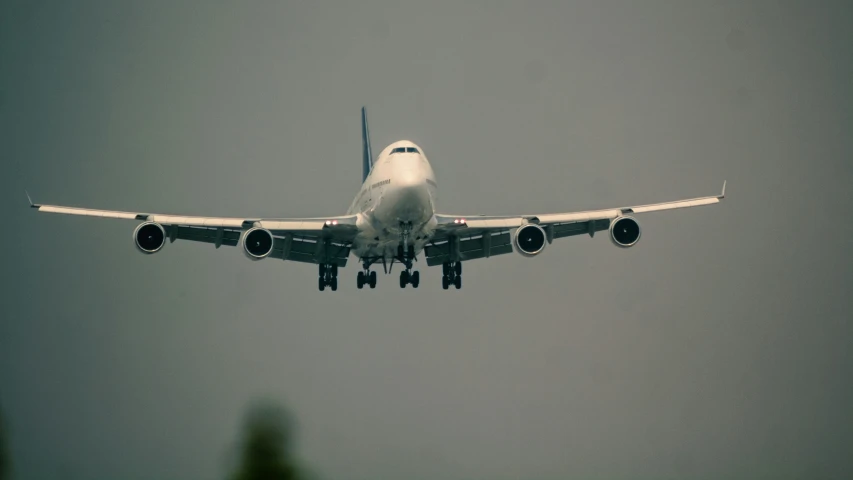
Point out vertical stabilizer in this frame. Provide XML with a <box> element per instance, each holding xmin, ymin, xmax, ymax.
<box><xmin>362</xmin><ymin>107</ymin><xmax>373</xmax><ymax>182</ymax></box>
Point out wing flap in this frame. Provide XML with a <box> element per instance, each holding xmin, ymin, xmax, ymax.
<box><xmin>270</xmin><ymin>236</ymin><xmax>351</xmax><ymax>267</ymax></box>
<box><xmin>552</xmin><ymin>218</ymin><xmax>611</xmax><ymax>239</ymax></box>
<box><xmin>424</xmin><ymin>231</ymin><xmax>513</xmax><ymax>266</ymax></box>
<box><xmin>164</xmin><ymin>225</ymin><xmax>242</xmax><ymax>247</ymax></box>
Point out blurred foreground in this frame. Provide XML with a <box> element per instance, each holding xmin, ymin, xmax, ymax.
<box><xmin>229</xmin><ymin>401</ymin><xmax>309</xmax><ymax>480</ymax></box>
<box><xmin>0</xmin><ymin>406</ymin><xmax>8</xmax><ymax>480</ymax></box>
<box><xmin>0</xmin><ymin>400</ymin><xmax>313</xmax><ymax>480</ymax></box>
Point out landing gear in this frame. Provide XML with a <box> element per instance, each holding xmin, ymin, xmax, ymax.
<box><xmin>442</xmin><ymin>261</ymin><xmax>462</xmax><ymax>290</ymax></box>
<box><xmin>318</xmin><ymin>263</ymin><xmax>339</xmax><ymax>291</ymax></box>
<box><xmin>357</xmin><ymin>270</ymin><xmax>377</xmax><ymax>289</ymax></box>
<box><xmin>397</xmin><ymin>244</ymin><xmax>415</xmax><ymax>259</ymax></box>
<box><xmin>399</xmin><ymin>269</ymin><xmax>420</xmax><ymax>288</ymax></box>
<box><xmin>357</xmin><ymin>260</ymin><xmax>378</xmax><ymax>290</ymax></box>
<box><xmin>396</xmin><ymin>222</ymin><xmax>420</xmax><ymax>289</ymax></box>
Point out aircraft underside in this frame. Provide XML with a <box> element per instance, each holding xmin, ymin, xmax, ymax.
<box><xmin>318</xmin><ymin>220</ymin><xmax>462</xmax><ymax>292</ymax></box>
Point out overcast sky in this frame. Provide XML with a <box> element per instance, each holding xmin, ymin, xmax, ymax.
<box><xmin>1</xmin><ymin>1</ymin><xmax>852</xmax><ymax>479</ymax></box>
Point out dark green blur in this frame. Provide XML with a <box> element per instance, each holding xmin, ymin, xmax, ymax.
<box><xmin>0</xmin><ymin>405</ymin><xmax>8</xmax><ymax>480</ymax></box>
<box><xmin>229</xmin><ymin>401</ymin><xmax>305</xmax><ymax>480</ymax></box>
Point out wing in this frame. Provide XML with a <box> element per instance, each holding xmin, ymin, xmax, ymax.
<box><xmin>424</xmin><ymin>181</ymin><xmax>726</xmax><ymax>266</ymax></box>
<box><xmin>28</xmin><ymin>196</ymin><xmax>359</xmax><ymax>266</ymax></box>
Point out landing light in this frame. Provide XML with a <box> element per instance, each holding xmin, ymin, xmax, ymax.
<box><xmin>453</xmin><ymin>218</ymin><xmax>466</xmax><ymax>224</ymax></box>
<box><xmin>325</xmin><ymin>220</ymin><xmax>338</xmax><ymax>226</ymax></box>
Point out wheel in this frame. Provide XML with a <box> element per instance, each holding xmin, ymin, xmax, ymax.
<box><xmin>369</xmin><ymin>271</ymin><xmax>377</xmax><ymax>288</ymax></box>
<box><xmin>400</xmin><ymin>270</ymin><xmax>409</xmax><ymax>288</ymax></box>
<box><xmin>357</xmin><ymin>271</ymin><xmax>364</xmax><ymax>289</ymax></box>
<box><xmin>442</xmin><ymin>263</ymin><xmax>450</xmax><ymax>276</ymax></box>
<box><xmin>442</xmin><ymin>275</ymin><xmax>449</xmax><ymax>290</ymax></box>
<box><xmin>332</xmin><ymin>264</ymin><xmax>339</xmax><ymax>276</ymax></box>
<box><xmin>318</xmin><ymin>276</ymin><xmax>325</xmax><ymax>291</ymax></box>
<box><xmin>454</xmin><ymin>274</ymin><xmax>462</xmax><ymax>289</ymax></box>
<box><xmin>319</xmin><ymin>264</ymin><xmax>326</xmax><ymax>276</ymax></box>
<box><xmin>330</xmin><ymin>277</ymin><xmax>338</xmax><ymax>291</ymax></box>
<box><xmin>407</xmin><ymin>245</ymin><xmax>415</xmax><ymax>257</ymax></box>
<box><xmin>397</xmin><ymin>245</ymin><xmax>404</xmax><ymax>258</ymax></box>
<box><xmin>411</xmin><ymin>271</ymin><xmax>420</xmax><ymax>288</ymax></box>
<box><xmin>455</xmin><ymin>262</ymin><xmax>462</xmax><ymax>276</ymax></box>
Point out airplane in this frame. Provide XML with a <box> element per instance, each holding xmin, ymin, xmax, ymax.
<box><xmin>28</xmin><ymin>107</ymin><xmax>726</xmax><ymax>291</ymax></box>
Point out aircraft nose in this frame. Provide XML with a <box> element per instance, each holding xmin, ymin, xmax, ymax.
<box><xmin>385</xmin><ymin>170</ymin><xmax>431</xmax><ymax>222</ymax></box>
<box><xmin>396</xmin><ymin>173</ymin><xmax>429</xmax><ymax>203</ymax></box>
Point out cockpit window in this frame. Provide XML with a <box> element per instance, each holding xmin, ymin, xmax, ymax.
<box><xmin>390</xmin><ymin>146</ymin><xmax>420</xmax><ymax>155</ymax></box>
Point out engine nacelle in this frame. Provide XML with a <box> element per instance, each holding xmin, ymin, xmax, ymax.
<box><xmin>609</xmin><ymin>216</ymin><xmax>641</xmax><ymax>248</ymax></box>
<box><xmin>133</xmin><ymin>222</ymin><xmax>166</xmax><ymax>254</ymax></box>
<box><xmin>513</xmin><ymin>224</ymin><xmax>547</xmax><ymax>257</ymax></box>
<box><xmin>241</xmin><ymin>227</ymin><xmax>274</xmax><ymax>260</ymax></box>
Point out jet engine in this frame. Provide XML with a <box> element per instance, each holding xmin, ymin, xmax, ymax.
<box><xmin>241</xmin><ymin>227</ymin><xmax>275</xmax><ymax>260</ymax></box>
<box><xmin>133</xmin><ymin>222</ymin><xmax>166</xmax><ymax>254</ymax></box>
<box><xmin>609</xmin><ymin>216</ymin><xmax>641</xmax><ymax>248</ymax></box>
<box><xmin>513</xmin><ymin>224</ymin><xmax>547</xmax><ymax>257</ymax></box>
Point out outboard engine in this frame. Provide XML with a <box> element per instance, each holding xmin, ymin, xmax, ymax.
<box><xmin>241</xmin><ymin>227</ymin><xmax>274</xmax><ymax>260</ymax></box>
<box><xmin>513</xmin><ymin>224</ymin><xmax>547</xmax><ymax>257</ymax></box>
<box><xmin>609</xmin><ymin>216</ymin><xmax>641</xmax><ymax>247</ymax></box>
<box><xmin>133</xmin><ymin>222</ymin><xmax>166</xmax><ymax>254</ymax></box>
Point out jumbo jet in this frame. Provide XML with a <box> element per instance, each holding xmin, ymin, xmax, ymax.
<box><xmin>29</xmin><ymin>107</ymin><xmax>725</xmax><ymax>291</ymax></box>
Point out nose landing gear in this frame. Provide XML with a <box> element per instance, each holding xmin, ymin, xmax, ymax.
<box><xmin>442</xmin><ymin>261</ymin><xmax>462</xmax><ymax>290</ymax></box>
<box><xmin>396</xmin><ymin>223</ymin><xmax>420</xmax><ymax>289</ymax></box>
<box><xmin>399</xmin><ymin>269</ymin><xmax>420</xmax><ymax>288</ymax></box>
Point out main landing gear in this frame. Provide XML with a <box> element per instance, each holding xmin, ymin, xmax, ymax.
<box><xmin>442</xmin><ymin>261</ymin><xmax>462</xmax><ymax>290</ymax></box>
<box><xmin>356</xmin><ymin>260</ymin><xmax>377</xmax><ymax>289</ymax></box>
<box><xmin>318</xmin><ymin>263</ymin><xmax>338</xmax><ymax>292</ymax></box>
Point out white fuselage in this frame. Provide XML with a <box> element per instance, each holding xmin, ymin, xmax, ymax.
<box><xmin>347</xmin><ymin>140</ymin><xmax>438</xmax><ymax>261</ymax></box>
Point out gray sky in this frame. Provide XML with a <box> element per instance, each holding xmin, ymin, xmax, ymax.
<box><xmin>2</xmin><ymin>1</ymin><xmax>852</xmax><ymax>479</ymax></box>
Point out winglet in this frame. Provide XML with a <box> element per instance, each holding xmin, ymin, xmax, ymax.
<box><xmin>719</xmin><ymin>180</ymin><xmax>727</xmax><ymax>199</ymax></box>
<box><xmin>25</xmin><ymin>190</ymin><xmax>38</xmax><ymax>208</ymax></box>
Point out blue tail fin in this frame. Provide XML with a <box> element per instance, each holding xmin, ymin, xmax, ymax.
<box><xmin>362</xmin><ymin>107</ymin><xmax>373</xmax><ymax>182</ymax></box>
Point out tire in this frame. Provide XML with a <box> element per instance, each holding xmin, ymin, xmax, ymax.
<box><xmin>442</xmin><ymin>275</ymin><xmax>449</xmax><ymax>290</ymax></box>
<box><xmin>455</xmin><ymin>262</ymin><xmax>462</xmax><ymax>276</ymax></box>
<box><xmin>332</xmin><ymin>264</ymin><xmax>339</xmax><ymax>276</ymax></box>
<box><xmin>369</xmin><ymin>271</ymin><xmax>377</xmax><ymax>288</ymax></box>
<box><xmin>357</xmin><ymin>271</ymin><xmax>364</xmax><ymax>289</ymax></box>
<box><xmin>454</xmin><ymin>275</ymin><xmax>462</xmax><ymax>289</ymax></box>
<box><xmin>319</xmin><ymin>276</ymin><xmax>325</xmax><ymax>291</ymax></box>
<box><xmin>331</xmin><ymin>277</ymin><xmax>338</xmax><ymax>291</ymax></box>
<box><xmin>319</xmin><ymin>264</ymin><xmax>326</xmax><ymax>276</ymax></box>
<box><xmin>400</xmin><ymin>270</ymin><xmax>409</xmax><ymax>288</ymax></box>
<box><xmin>411</xmin><ymin>271</ymin><xmax>420</xmax><ymax>288</ymax></box>
<box><xmin>442</xmin><ymin>263</ymin><xmax>450</xmax><ymax>276</ymax></box>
